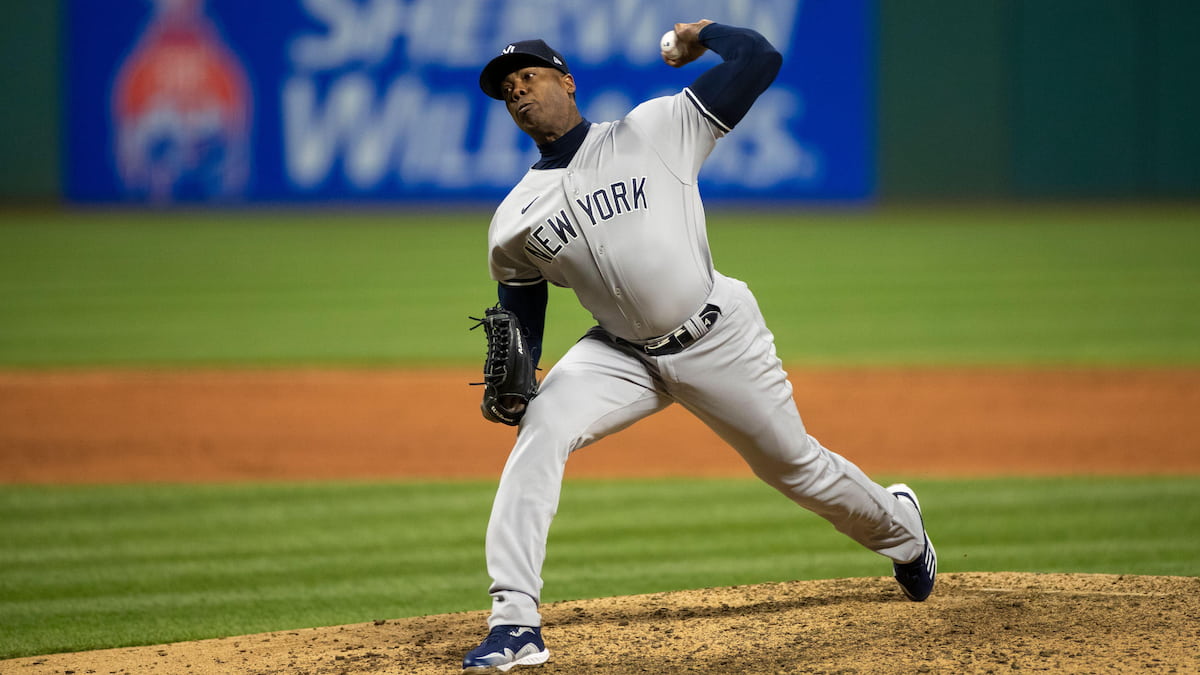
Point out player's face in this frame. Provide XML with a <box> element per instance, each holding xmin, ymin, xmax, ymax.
<box><xmin>501</xmin><ymin>67</ymin><xmax>581</xmax><ymax>144</ymax></box>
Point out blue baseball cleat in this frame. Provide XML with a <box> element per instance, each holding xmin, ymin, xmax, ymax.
<box><xmin>463</xmin><ymin>625</ymin><xmax>550</xmax><ymax>672</ymax></box>
<box><xmin>887</xmin><ymin>483</ymin><xmax>937</xmax><ymax>602</ymax></box>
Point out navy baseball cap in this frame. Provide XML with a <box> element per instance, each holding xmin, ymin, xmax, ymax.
<box><xmin>479</xmin><ymin>39</ymin><xmax>571</xmax><ymax>100</ymax></box>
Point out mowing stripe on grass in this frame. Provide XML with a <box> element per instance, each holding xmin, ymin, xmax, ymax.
<box><xmin>1</xmin><ymin>477</ymin><xmax>1197</xmax><ymax>659</ymax></box>
<box><xmin>1</xmin><ymin>206</ymin><xmax>1197</xmax><ymax>367</ymax></box>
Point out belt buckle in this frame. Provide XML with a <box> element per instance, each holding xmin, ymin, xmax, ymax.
<box><xmin>644</xmin><ymin>326</ymin><xmax>689</xmax><ymax>355</ymax></box>
<box><xmin>643</xmin><ymin>335</ymin><xmax>673</xmax><ymax>352</ymax></box>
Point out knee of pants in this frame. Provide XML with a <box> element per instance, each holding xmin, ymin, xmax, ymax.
<box><xmin>517</xmin><ymin>371</ymin><xmax>630</xmax><ymax>457</ymax></box>
<box><xmin>509</xmin><ymin>402</ymin><xmax>589</xmax><ymax>469</ymax></box>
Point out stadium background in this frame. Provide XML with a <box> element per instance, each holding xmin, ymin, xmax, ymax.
<box><xmin>1</xmin><ymin>0</ymin><xmax>1198</xmax><ymax>671</ymax></box>
<box><xmin>3</xmin><ymin>1</ymin><xmax>1199</xmax><ymax>202</ymax></box>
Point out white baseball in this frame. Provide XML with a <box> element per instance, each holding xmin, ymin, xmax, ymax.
<box><xmin>660</xmin><ymin>30</ymin><xmax>682</xmax><ymax>60</ymax></box>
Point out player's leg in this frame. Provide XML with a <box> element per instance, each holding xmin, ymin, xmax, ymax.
<box><xmin>484</xmin><ymin>333</ymin><xmax>672</xmax><ymax>628</ymax></box>
<box><xmin>663</xmin><ymin>275</ymin><xmax>926</xmax><ymax>564</ymax></box>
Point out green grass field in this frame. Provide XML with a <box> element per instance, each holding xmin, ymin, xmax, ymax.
<box><xmin>1</xmin><ymin>205</ymin><xmax>1197</xmax><ymax>367</ymax></box>
<box><xmin>2</xmin><ymin>477</ymin><xmax>1198</xmax><ymax>660</ymax></box>
<box><xmin>1</xmin><ymin>204</ymin><xmax>1198</xmax><ymax>659</ymax></box>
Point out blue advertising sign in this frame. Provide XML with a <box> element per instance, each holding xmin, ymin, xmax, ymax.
<box><xmin>65</xmin><ymin>0</ymin><xmax>873</xmax><ymax>204</ymax></box>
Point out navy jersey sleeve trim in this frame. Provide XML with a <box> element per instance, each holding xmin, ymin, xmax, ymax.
<box><xmin>500</xmin><ymin>276</ymin><xmax>546</xmax><ymax>287</ymax></box>
<box><xmin>683</xmin><ymin>88</ymin><xmax>732</xmax><ymax>134</ymax></box>
<box><xmin>498</xmin><ymin>280</ymin><xmax>547</xmax><ymax>369</ymax></box>
<box><xmin>687</xmin><ymin>23</ymin><xmax>782</xmax><ymax>130</ymax></box>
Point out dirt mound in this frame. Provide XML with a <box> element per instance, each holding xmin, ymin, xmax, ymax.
<box><xmin>5</xmin><ymin>573</ymin><xmax>1197</xmax><ymax>674</ymax></box>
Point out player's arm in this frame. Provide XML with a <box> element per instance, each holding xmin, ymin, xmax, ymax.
<box><xmin>669</xmin><ymin>21</ymin><xmax>782</xmax><ymax>130</ymax></box>
<box><xmin>497</xmin><ymin>280</ymin><xmax>547</xmax><ymax>369</ymax></box>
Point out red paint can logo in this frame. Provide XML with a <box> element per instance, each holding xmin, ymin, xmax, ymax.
<box><xmin>113</xmin><ymin>0</ymin><xmax>251</xmax><ymax>202</ymax></box>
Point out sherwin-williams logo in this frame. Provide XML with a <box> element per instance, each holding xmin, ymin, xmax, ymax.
<box><xmin>112</xmin><ymin>0</ymin><xmax>252</xmax><ymax>202</ymax></box>
<box><xmin>65</xmin><ymin>0</ymin><xmax>867</xmax><ymax>202</ymax></box>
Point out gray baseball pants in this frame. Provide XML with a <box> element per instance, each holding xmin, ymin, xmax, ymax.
<box><xmin>484</xmin><ymin>273</ymin><xmax>925</xmax><ymax>628</ymax></box>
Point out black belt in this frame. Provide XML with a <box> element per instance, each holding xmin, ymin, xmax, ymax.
<box><xmin>608</xmin><ymin>304</ymin><xmax>721</xmax><ymax>357</ymax></box>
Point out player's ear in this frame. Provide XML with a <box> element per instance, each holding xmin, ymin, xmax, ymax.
<box><xmin>561</xmin><ymin>73</ymin><xmax>576</xmax><ymax>96</ymax></box>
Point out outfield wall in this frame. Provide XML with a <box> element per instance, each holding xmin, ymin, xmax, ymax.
<box><xmin>0</xmin><ymin>3</ymin><xmax>60</xmax><ymax>202</ymax></box>
<box><xmin>60</xmin><ymin>0</ymin><xmax>873</xmax><ymax>204</ymax></box>
<box><xmin>1</xmin><ymin>0</ymin><xmax>1198</xmax><ymax>203</ymax></box>
<box><xmin>878</xmin><ymin>0</ymin><xmax>1200</xmax><ymax>199</ymax></box>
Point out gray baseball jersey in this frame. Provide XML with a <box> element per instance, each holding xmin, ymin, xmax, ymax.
<box><xmin>480</xmin><ymin>86</ymin><xmax>927</xmax><ymax>629</ymax></box>
<box><xmin>489</xmin><ymin>90</ymin><xmax>718</xmax><ymax>341</ymax></box>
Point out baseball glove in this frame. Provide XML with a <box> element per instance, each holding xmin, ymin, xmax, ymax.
<box><xmin>470</xmin><ymin>305</ymin><xmax>538</xmax><ymax>426</ymax></box>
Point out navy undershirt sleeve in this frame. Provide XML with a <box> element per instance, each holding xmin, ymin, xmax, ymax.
<box><xmin>688</xmin><ymin>23</ymin><xmax>783</xmax><ymax>129</ymax></box>
<box><xmin>497</xmin><ymin>281</ymin><xmax>547</xmax><ymax>369</ymax></box>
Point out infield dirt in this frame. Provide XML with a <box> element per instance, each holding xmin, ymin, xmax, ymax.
<box><xmin>1</xmin><ymin>367</ymin><xmax>1198</xmax><ymax>674</ymax></box>
<box><xmin>2</xmin><ymin>368</ymin><xmax>1198</xmax><ymax>482</ymax></box>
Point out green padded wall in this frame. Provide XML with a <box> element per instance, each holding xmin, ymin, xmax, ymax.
<box><xmin>0</xmin><ymin>2</ymin><xmax>60</xmax><ymax>201</ymax></box>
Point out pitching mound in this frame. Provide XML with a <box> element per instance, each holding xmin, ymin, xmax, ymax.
<box><xmin>6</xmin><ymin>573</ymin><xmax>1197</xmax><ymax>674</ymax></box>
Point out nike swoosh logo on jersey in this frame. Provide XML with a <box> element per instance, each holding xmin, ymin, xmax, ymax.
<box><xmin>520</xmin><ymin>196</ymin><xmax>540</xmax><ymax>214</ymax></box>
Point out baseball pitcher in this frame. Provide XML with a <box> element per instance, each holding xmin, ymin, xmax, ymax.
<box><xmin>464</xmin><ymin>20</ymin><xmax>937</xmax><ymax>672</ymax></box>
